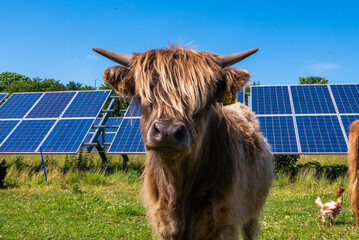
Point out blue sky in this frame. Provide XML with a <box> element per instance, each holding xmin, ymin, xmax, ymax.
<box><xmin>1</xmin><ymin>0</ymin><xmax>358</xmax><ymax>87</ymax></box>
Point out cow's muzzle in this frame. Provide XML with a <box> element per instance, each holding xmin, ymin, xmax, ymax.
<box><xmin>147</xmin><ymin>120</ymin><xmax>190</xmax><ymax>157</ymax></box>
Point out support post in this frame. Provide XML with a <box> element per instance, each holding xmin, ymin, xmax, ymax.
<box><xmin>122</xmin><ymin>154</ymin><xmax>129</xmax><ymax>171</ymax></box>
<box><xmin>95</xmin><ymin>140</ymin><xmax>107</xmax><ymax>169</ymax></box>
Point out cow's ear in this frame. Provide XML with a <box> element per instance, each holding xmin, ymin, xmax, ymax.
<box><xmin>103</xmin><ymin>66</ymin><xmax>135</xmax><ymax>96</ymax></box>
<box><xmin>216</xmin><ymin>68</ymin><xmax>250</xmax><ymax>103</ymax></box>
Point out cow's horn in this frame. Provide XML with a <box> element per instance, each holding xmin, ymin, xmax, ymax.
<box><xmin>218</xmin><ymin>48</ymin><xmax>258</xmax><ymax>68</ymax></box>
<box><xmin>92</xmin><ymin>47</ymin><xmax>132</xmax><ymax>67</ymax></box>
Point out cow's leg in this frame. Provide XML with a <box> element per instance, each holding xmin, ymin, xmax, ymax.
<box><xmin>241</xmin><ymin>218</ymin><xmax>259</xmax><ymax>240</ymax></box>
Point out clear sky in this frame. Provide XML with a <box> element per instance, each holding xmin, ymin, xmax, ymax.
<box><xmin>1</xmin><ymin>0</ymin><xmax>358</xmax><ymax>87</ymax></box>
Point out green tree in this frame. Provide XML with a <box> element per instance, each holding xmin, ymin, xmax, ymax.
<box><xmin>100</xmin><ymin>83</ymin><xmax>128</xmax><ymax>117</ymax></box>
<box><xmin>0</xmin><ymin>72</ymin><xmax>31</xmax><ymax>91</ymax></box>
<box><xmin>1</xmin><ymin>72</ymin><xmax>96</xmax><ymax>93</ymax></box>
<box><xmin>299</xmin><ymin>76</ymin><xmax>328</xmax><ymax>84</ymax></box>
<box><xmin>66</xmin><ymin>81</ymin><xmax>95</xmax><ymax>91</ymax></box>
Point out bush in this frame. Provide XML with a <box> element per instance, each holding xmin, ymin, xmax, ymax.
<box><xmin>274</xmin><ymin>155</ymin><xmax>347</xmax><ymax>181</ymax></box>
<box><xmin>274</xmin><ymin>154</ymin><xmax>300</xmax><ymax>175</ymax></box>
<box><xmin>297</xmin><ymin>161</ymin><xmax>348</xmax><ymax>181</ymax></box>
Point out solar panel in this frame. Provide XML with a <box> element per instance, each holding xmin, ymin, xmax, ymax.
<box><xmin>252</xmin><ymin>86</ymin><xmax>292</xmax><ymax>115</ymax></box>
<box><xmin>89</xmin><ymin>117</ymin><xmax>123</xmax><ymax>133</ymax></box>
<box><xmin>108</xmin><ymin>118</ymin><xmax>145</xmax><ymax>153</ymax></box>
<box><xmin>124</xmin><ymin>99</ymin><xmax>142</xmax><ymax>117</ymax></box>
<box><xmin>0</xmin><ymin>93</ymin><xmax>43</xmax><ymax>119</ymax></box>
<box><xmin>40</xmin><ymin>119</ymin><xmax>95</xmax><ymax>153</ymax></box>
<box><xmin>290</xmin><ymin>85</ymin><xmax>336</xmax><ymax>114</ymax></box>
<box><xmin>0</xmin><ymin>120</ymin><xmax>20</xmax><ymax>144</ymax></box>
<box><xmin>85</xmin><ymin>132</ymin><xmax>116</xmax><ymax>145</ymax></box>
<box><xmin>0</xmin><ymin>93</ymin><xmax>8</xmax><ymax>103</ymax></box>
<box><xmin>104</xmin><ymin>117</ymin><xmax>123</xmax><ymax>132</ymax></box>
<box><xmin>296</xmin><ymin>115</ymin><xmax>347</xmax><ymax>153</ymax></box>
<box><xmin>0</xmin><ymin>120</ymin><xmax>55</xmax><ymax>153</ymax></box>
<box><xmin>330</xmin><ymin>84</ymin><xmax>359</xmax><ymax>114</ymax></box>
<box><xmin>258</xmin><ymin>116</ymin><xmax>298</xmax><ymax>153</ymax></box>
<box><xmin>26</xmin><ymin>92</ymin><xmax>76</xmax><ymax>118</ymax></box>
<box><xmin>62</xmin><ymin>91</ymin><xmax>111</xmax><ymax>118</ymax></box>
<box><xmin>237</xmin><ymin>90</ymin><xmax>244</xmax><ymax>103</ymax></box>
<box><xmin>340</xmin><ymin>115</ymin><xmax>359</xmax><ymax>137</ymax></box>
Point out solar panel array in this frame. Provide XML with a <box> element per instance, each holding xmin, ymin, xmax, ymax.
<box><xmin>1</xmin><ymin>84</ymin><xmax>358</xmax><ymax>155</ymax></box>
<box><xmin>0</xmin><ymin>91</ymin><xmax>111</xmax><ymax>153</ymax></box>
<box><xmin>252</xmin><ymin>84</ymin><xmax>359</xmax><ymax>154</ymax></box>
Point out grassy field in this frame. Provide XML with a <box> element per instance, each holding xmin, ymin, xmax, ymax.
<box><xmin>0</xmin><ymin>154</ymin><xmax>357</xmax><ymax>239</ymax></box>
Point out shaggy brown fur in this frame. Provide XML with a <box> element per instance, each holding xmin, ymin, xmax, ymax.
<box><xmin>349</xmin><ymin>120</ymin><xmax>359</xmax><ymax>226</ymax></box>
<box><xmin>102</xmin><ymin>46</ymin><xmax>273</xmax><ymax>239</ymax></box>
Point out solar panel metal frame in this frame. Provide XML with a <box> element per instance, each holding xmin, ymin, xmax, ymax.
<box><xmin>0</xmin><ymin>90</ymin><xmax>111</xmax><ymax>153</ymax></box>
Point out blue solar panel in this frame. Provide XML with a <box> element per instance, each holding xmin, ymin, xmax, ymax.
<box><xmin>0</xmin><ymin>93</ymin><xmax>8</xmax><ymax>103</ymax></box>
<box><xmin>104</xmin><ymin>117</ymin><xmax>123</xmax><ymax>132</ymax></box>
<box><xmin>124</xmin><ymin>99</ymin><xmax>142</xmax><ymax>117</ymax></box>
<box><xmin>296</xmin><ymin>115</ymin><xmax>347</xmax><ymax>153</ymax></box>
<box><xmin>84</xmin><ymin>132</ymin><xmax>116</xmax><ymax>145</ymax></box>
<box><xmin>258</xmin><ymin>116</ymin><xmax>298</xmax><ymax>153</ymax></box>
<box><xmin>89</xmin><ymin>117</ymin><xmax>123</xmax><ymax>133</ymax></box>
<box><xmin>0</xmin><ymin>120</ymin><xmax>55</xmax><ymax>153</ymax></box>
<box><xmin>252</xmin><ymin>86</ymin><xmax>292</xmax><ymax>114</ymax></box>
<box><xmin>40</xmin><ymin>119</ymin><xmax>95</xmax><ymax>153</ymax></box>
<box><xmin>237</xmin><ymin>90</ymin><xmax>244</xmax><ymax>103</ymax></box>
<box><xmin>26</xmin><ymin>92</ymin><xmax>76</xmax><ymax>118</ymax></box>
<box><xmin>0</xmin><ymin>93</ymin><xmax>43</xmax><ymax>119</ymax></box>
<box><xmin>291</xmin><ymin>85</ymin><xmax>336</xmax><ymax>114</ymax></box>
<box><xmin>62</xmin><ymin>91</ymin><xmax>111</xmax><ymax>118</ymax></box>
<box><xmin>108</xmin><ymin>118</ymin><xmax>145</xmax><ymax>153</ymax></box>
<box><xmin>0</xmin><ymin>120</ymin><xmax>20</xmax><ymax>144</ymax></box>
<box><xmin>340</xmin><ymin>115</ymin><xmax>359</xmax><ymax>137</ymax></box>
<box><xmin>331</xmin><ymin>84</ymin><xmax>359</xmax><ymax>114</ymax></box>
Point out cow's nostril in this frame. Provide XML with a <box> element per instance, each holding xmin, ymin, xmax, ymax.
<box><xmin>153</xmin><ymin>122</ymin><xmax>162</xmax><ymax>134</ymax></box>
<box><xmin>174</xmin><ymin>126</ymin><xmax>186</xmax><ymax>141</ymax></box>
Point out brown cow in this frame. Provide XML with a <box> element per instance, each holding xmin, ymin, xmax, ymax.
<box><xmin>94</xmin><ymin>45</ymin><xmax>273</xmax><ymax>240</ymax></box>
<box><xmin>349</xmin><ymin>120</ymin><xmax>359</xmax><ymax>226</ymax></box>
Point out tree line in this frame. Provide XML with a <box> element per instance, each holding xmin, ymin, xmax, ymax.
<box><xmin>0</xmin><ymin>72</ymin><xmax>97</xmax><ymax>93</ymax></box>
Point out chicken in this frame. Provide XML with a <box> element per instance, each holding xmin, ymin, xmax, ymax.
<box><xmin>315</xmin><ymin>187</ymin><xmax>345</xmax><ymax>225</ymax></box>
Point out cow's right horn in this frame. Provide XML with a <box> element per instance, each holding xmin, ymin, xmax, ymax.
<box><xmin>218</xmin><ymin>48</ymin><xmax>258</xmax><ymax>68</ymax></box>
<box><xmin>92</xmin><ymin>47</ymin><xmax>132</xmax><ymax>67</ymax></box>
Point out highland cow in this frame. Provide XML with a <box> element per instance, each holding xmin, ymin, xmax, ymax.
<box><xmin>349</xmin><ymin>120</ymin><xmax>359</xmax><ymax>226</ymax></box>
<box><xmin>94</xmin><ymin>45</ymin><xmax>273</xmax><ymax>240</ymax></box>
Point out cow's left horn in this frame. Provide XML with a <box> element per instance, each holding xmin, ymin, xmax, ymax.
<box><xmin>218</xmin><ymin>48</ymin><xmax>258</xmax><ymax>68</ymax></box>
<box><xmin>92</xmin><ymin>47</ymin><xmax>132</xmax><ymax>67</ymax></box>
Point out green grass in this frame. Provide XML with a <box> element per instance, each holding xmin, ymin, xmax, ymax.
<box><xmin>0</xmin><ymin>154</ymin><xmax>357</xmax><ymax>239</ymax></box>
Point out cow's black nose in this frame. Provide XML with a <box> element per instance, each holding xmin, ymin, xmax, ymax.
<box><xmin>151</xmin><ymin>120</ymin><xmax>189</xmax><ymax>146</ymax></box>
